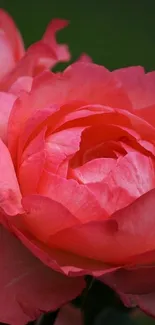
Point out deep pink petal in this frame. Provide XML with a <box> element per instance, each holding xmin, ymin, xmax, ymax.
<box><xmin>133</xmin><ymin>293</ymin><xmax>155</xmax><ymax>318</ymax></box>
<box><xmin>0</xmin><ymin>92</ymin><xmax>16</xmax><ymax>142</ymax></box>
<box><xmin>102</xmin><ymin>266</ymin><xmax>155</xmax><ymax>295</ymax></box>
<box><xmin>0</xmin><ymin>138</ymin><xmax>23</xmax><ymax>215</ymax></box>
<box><xmin>0</xmin><ymin>225</ymin><xmax>85</xmax><ymax>325</ymax></box>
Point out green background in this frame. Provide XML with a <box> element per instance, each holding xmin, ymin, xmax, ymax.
<box><xmin>1</xmin><ymin>0</ymin><xmax>155</xmax><ymax>324</ymax></box>
<box><xmin>1</xmin><ymin>0</ymin><xmax>155</xmax><ymax>71</ymax></box>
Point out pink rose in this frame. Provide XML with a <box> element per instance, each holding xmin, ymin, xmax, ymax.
<box><xmin>1</xmin><ymin>9</ymin><xmax>155</xmax><ymax>322</ymax></box>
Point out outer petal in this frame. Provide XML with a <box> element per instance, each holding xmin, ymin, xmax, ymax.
<box><xmin>0</xmin><ymin>10</ymin><xmax>24</xmax><ymax>81</ymax></box>
<box><xmin>48</xmin><ymin>188</ymin><xmax>155</xmax><ymax>265</ymax></box>
<box><xmin>0</xmin><ymin>18</ymin><xmax>70</xmax><ymax>91</ymax></box>
<box><xmin>0</xmin><ymin>42</ymin><xmax>57</xmax><ymax>91</ymax></box>
<box><xmin>0</xmin><ymin>9</ymin><xmax>24</xmax><ymax>61</ymax></box>
<box><xmin>0</xmin><ymin>138</ymin><xmax>23</xmax><ymax>216</ymax></box>
<box><xmin>102</xmin><ymin>268</ymin><xmax>155</xmax><ymax>318</ymax></box>
<box><xmin>102</xmin><ymin>266</ymin><xmax>155</xmax><ymax>295</ymax></box>
<box><xmin>0</xmin><ymin>30</ymin><xmax>15</xmax><ymax>81</ymax></box>
<box><xmin>77</xmin><ymin>53</ymin><xmax>93</xmax><ymax>63</ymax></box>
<box><xmin>133</xmin><ymin>294</ymin><xmax>155</xmax><ymax>318</ymax></box>
<box><xmin>113</xmin><ymin>66</ymin><xmax>155</xmax><ymax>109</ymax></box>
<box><xmin>55</xmin><ymin>305</ymin><xmax>83</xmax><ymax>325</ymax></box>
<box><xmin>43</xmin><ymin>19</ymin><xmax>70</xmax><ymax>64</ymax></box>
<box><xmin>0</xmin><ymin>225</ymin><xmax>85</xmax><ymax>325</ymax></box>
<box><xmin>10</xmin><ymin>218</ymin><xmax>117</xmax><ymax>277</ymax></box>
<box><xmin>29</xmin><ymin>63</ymin><xmax>132</xmax><ymax>109</ymax></box>
<box><xmin>0</xmin><ymin>92</ymin><xmax>16</xmax><ymax>142</ymax></box>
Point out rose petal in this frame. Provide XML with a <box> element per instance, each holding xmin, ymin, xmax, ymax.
<box><xmin>102</xmin><ymin>268</ymin><xmax>155</xmax><ymax>318</ymax></box>
<box><xmin>0</xmin><ymin>30</ymin><xmax>15</xmax><ymax>81</ymax></box>
<box><xmin>0</xmin><ymin>42</ymin><xmax>57</xmax><ymax>91</ymax></box>
<box><xmin>0</xmin><ymin>92</ymin><xmax>16</xmax><ymax>142</ymax></box>
<box><xmin>38</xmin><ymin>171</ymin><xmax>108</xmax><ymax>222</ymax></box>
<box><xmin>0</xmin><ymin>9</ymin><xmax>24</xmax><ymax>61</ymax></box>
<box><xmin>0</xmin><ymin>10</ymin><xmax>24</xmax><ymax>82</ymax></box>
<box><xmin>1</xmin><ymin>18</ymin><xmax>70</xmax><ymax>91</ymax></box>
<box><xmin>8</xmin><ymin>93</ymin><xmax>82</xmax><ymax>165</ymax></box>
<box><xmin>0</xmin><ymin>138</ymin><xmax>23</xmax><ymax>215</ymax></box>
<box><xmin>45</xmin><ymin>127</ymin><xmax>85</xmax><ymax>176</ymax></box>
<box><xmin>71</xmin><ymin>158</ymin><xmax>116</xmax><ymax>183</ymax></box>
<box><xmin>21</xmin><ymin>194</ymin><xmax>80</xmax><ymax>244</ymax></box>
<box><xmin>55</xmin><ymin>305</ymin><xmax>83</xmax><ymax>325</ymax></box>
<box><xmin>19</xmin><ymin>128</ymin><xmax>46</xmax><ymax>195</ymax></box>
<box><xmin>43</xmin><ymin>18</ymin><xmax>70</xmax><ymax>63</ymax></box>
<box><xmin>133</xmin><ymin>293</ymin><xmax>155</xmax><ymax>318</ymax></box>
<box><xmin>88</xmin><ymin>152</ymin><xmax>155</xmax><ymax>214</ymax></box>
<box><xmin>0</xmin><ymin>225</ymin><xmax>85</xmax><ymax>325</ymax></box>
<box><xmin>29</xmin><ymin>62</ymin><xmax>132</xmax><ymax>110</ymax></box>
<box><xmin>9</xmin><ymin>76</ymin><xmax>33</xmax><ymax>95</ymax></box>
<box><xmin>11</xmin><ymin>220</ymin><xmax>117</xmax><ymax>277</ymax></box>
<box><xmin>102</xmin><ymin>266</ymin><xmax>155</xmax><ymax>295</ymax></box>
<box><xmin>48</xmin><ymin>188</ymin><xmax>155</xmax><ymax>265</ymax></box>
<box><xmin>77</xmin><ymin>53</ymin><xmax>92</xmax><ymax>63</ymax></box>
<box><xmin>113</xmin><ymin>67</ymin><xmax>155</xmax><ymax>109</ymax></box>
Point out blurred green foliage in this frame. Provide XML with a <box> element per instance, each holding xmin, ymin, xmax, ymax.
<box><xmin>1</xmin><ymin>0</ymin><xmax>155</xmax><ymax>71</ymax></box>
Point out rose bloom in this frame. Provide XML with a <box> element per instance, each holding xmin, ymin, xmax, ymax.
<box><xmin>1</xmin><ymin>8</ymin><xmax>155</xmax><ymax>324</ymax></box>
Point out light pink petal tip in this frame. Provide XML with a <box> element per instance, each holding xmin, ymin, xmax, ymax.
<box><xmin>0</xmin><ymin>9</ymin><xmax>24</xmax><ymax>60</ymax></box>
<box><xmin>43</xmin><ymin>18</ymin><xmax>71</xmax><ymax>63</ymax></box>
<box><xmin>0</xmin><ymin>9</ymin><xmax>24</xmax><ymax>81</ymax></box>
<box><xmin>0</xmin><ymin>18</ymin><xmax>70</xmax><ymax>91</ymax></box>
